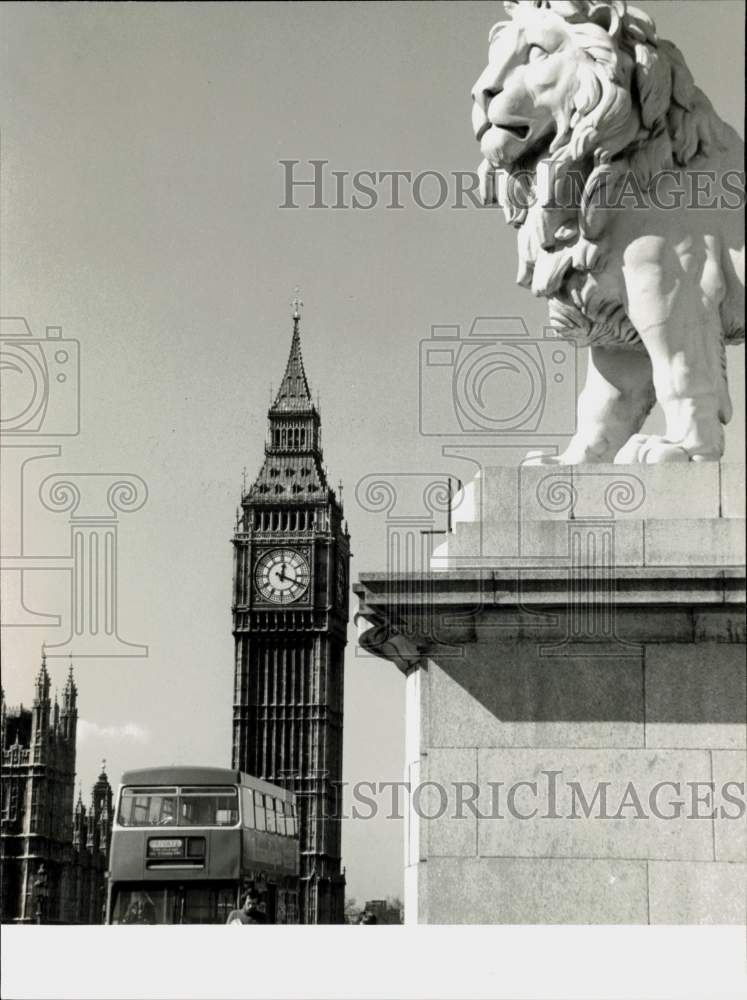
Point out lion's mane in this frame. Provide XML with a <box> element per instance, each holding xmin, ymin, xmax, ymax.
<box><xmin>497</xmin><ymin>0</ymin><xmax>734</xmax><ymax>348</ymax></box>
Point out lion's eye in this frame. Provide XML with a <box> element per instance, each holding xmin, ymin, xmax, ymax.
<box><xmin>527</xmin><ymin>44</ymin><xmax>548</xmax><ymax>62</ymax></box>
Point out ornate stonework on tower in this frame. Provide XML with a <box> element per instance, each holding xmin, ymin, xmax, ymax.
<box><xmin>0</xmin><ymin>653</ymin><xmax>112</xmax><ymax>923</ymax></box>
<box><xmin>231</xmin><ymin>302</ymin><xmax>350</xmax><ymax>924</ymax></box>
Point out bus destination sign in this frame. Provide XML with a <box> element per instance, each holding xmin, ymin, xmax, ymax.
<box><xmin>148</xmin><ymin>838</ymin><xmax>184</xmax><ymax>858</ymax></box>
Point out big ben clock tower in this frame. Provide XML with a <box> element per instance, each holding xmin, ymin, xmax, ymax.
<box><xmin>231</xmin><ymin>299</ymin><xmax>349</xmax><ymax>924</ymax></box>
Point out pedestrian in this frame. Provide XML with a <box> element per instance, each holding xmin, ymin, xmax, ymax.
<box><xmin>226</xmin><ymin>889</ymin><xmax>261</xmax><ymax>925</ymax></box>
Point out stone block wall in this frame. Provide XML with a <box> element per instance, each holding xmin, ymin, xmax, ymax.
<box><xmin>405</xmin><ymin>633</ymin><xmax>745</xmax><ymax>924</ymax></box>
<box><xmin>358</xmin><ymin>464</ymin><xmax>746</xmax><ymax>924</ymax></box>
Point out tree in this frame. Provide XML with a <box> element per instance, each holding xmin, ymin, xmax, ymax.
<box><xmin>344</xmin><ymin>896</ymin><xmax>363</xmax><ymax>924</ymax></box>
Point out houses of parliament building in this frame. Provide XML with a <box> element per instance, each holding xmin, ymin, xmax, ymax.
<box><xmin>1</xmin><ymin>652</ymin><xmax>112</xmax><ymax>923</ymax></box>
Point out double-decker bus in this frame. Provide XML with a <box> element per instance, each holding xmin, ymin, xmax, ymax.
<box><xmin>106</xmin><ymin>766</ymin><xmax>299</xmax><ymax>924</ymax></box>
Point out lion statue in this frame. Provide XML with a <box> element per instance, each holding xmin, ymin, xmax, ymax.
<box><xmin>472</xmin><ymin>0</ymin><xmax>744</xmax><ymax>463</ymax></box>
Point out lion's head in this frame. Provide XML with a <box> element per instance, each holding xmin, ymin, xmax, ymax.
<box><xmin>471</xmin><ymin>0</ymin><xmax>726</xmax><ymax>345</ymax></box>
<box><xmin>472</xmin><ymin>0</ymin><xmax>643</xmax><ymax>175</ymax></box>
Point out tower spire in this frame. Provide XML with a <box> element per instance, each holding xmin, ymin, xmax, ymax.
<box><xmin>63</xmin><ymin>656</ymin><xmax>77</xmax><ymax>706</ymax></box>
<box><xmin>291</xmin><ymin>286</ymin><xmax>303</xmax><ymax>323</ymax></box>
<box><xmin>244</xmin><ymin>304</ymin><xmax>327</xmax><ymax>499</ymax></box>
<box><xmin>270</xmin><ymin>296</ymin><xmax>313</xmax><ymax>414</ymax></box>
<box><xmin>34</xmin><ymin>645</ymin><xmax>51</xmax><ymax>704</ymax></box>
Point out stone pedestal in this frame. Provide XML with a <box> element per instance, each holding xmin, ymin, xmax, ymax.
<box><xmin>354</xmin><ymin>464</ymin><xmax>746</xmax><ymax>924</ymax></box>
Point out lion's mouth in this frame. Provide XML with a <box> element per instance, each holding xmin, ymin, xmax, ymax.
<box><xmin>495</xmin><ymin>122</ymin><xmax>530</xmax><ymax>140</ymax></box>
<box><xmin>477</xmin><ymin>120</ymin><xmax>531</xmax><ymax>144</ymax></box>
<box><xmin>475</xmin><ymin>120</ymin><xmax>492</xmax><ymax>142</ymax></box>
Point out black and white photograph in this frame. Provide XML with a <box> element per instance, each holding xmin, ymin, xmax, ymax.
<box><xmin>1</xmin><ymin>2</ymin><xmax>745</xmax><ymax>998</ymax></box>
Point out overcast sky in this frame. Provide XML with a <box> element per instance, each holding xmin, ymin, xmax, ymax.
<box><xmin>1</xmin><ymin>0</ymin><xmax>744</xmax><ymax>904</ymax></box>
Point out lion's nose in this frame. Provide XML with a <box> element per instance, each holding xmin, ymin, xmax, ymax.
<box><xmin>472</xmin><ymin>84</ymin><xmax>502</xmax><ymax>113</ymax></box>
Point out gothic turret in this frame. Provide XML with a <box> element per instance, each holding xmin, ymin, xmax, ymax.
<box><xmin>31</xmin><ymin>648</ymin><xmax>52</xmax><ymax>757</ymax></box>
<box><xmin>33</xmin><ymin>649</ymin><xmax>51</xmax><ymax>706</ymax></box>
<box><xmin>59</xmin><ymin>661</ymin><xmax>78</xmax><ymax>744</ymax></box>
<box><xmin>90</xmin><ymin>763</ymin><xmax>113</xmax><ymax>855</ymax></box>
<box><xmin>73</xmin><ymin>791</ymin><xmax>87</xmax><ymax>850</ymax></box>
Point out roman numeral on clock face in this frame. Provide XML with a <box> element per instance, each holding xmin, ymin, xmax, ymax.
<box><xmin>254</xmin><ymin>548</ymin><xmax>310</xmax><ymax>604</ymax></box>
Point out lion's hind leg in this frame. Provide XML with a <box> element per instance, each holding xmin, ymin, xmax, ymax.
<box><xmin>618</xmin><ymin>236</ymin><xmax>728</xmax><ymax>464</ymax></box>
<box><xmin>525</xmin><ymin>345</ymin><xmax>655</xmax><ymax>465</ymax></box>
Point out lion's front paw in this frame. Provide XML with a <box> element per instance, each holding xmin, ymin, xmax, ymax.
<box><xmin>614</xmin><ymin>434</ymin><xmax>692</xmax><ymax>464</ymax></box>
<box><xmin>523</xmin><ymin>438</ymin><xmax>616</xmax><ymax>465</ymax></box>
<box><xmin>522</xmin><ymin>449</ymin><xmax>567</xmax><ymax>466</ymax></box>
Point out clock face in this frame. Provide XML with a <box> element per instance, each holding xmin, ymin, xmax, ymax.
<box><xmin>254</xmin><ymin>548</ymin><xmax>310</xmax><ymax>605</ymax></box>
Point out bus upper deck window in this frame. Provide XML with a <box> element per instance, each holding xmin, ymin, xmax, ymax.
<box><xmin>179</xmin><ymin>787</ymin><xmax>238</xmax><ymax>827</ymax></box>
<box><xmin>275</xmin><ymin>800</ymin><xmax>286</xmax><ymax>837</ymax></box>
<box><xmin>118</xmin><ymin>788</ymin><xmax>178</xmax><ymax>827</ymax></box>
<box><xmin>241</xmin><ymin>788</ymin><xmax>255</xmax><ymax>829</ymax></box>
<box><xmin>253</xmin><ymin>790</ymin><xmax>266</xmax><ymax>832</ymax></box>
<box><xmin>265</xmin><ymin>794</ymin><xmax>277</xmax><ymax>834</ymax></box>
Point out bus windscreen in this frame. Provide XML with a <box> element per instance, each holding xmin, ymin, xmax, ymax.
<box><xmin>118</xmin><ymin>786</ymin><xmax>239</xmax><ymax>828</ymax></box>
<box><xmin>110</xmin><ymin>883</ymin><xmax>236</xmax><ymax>924</ymax></box>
